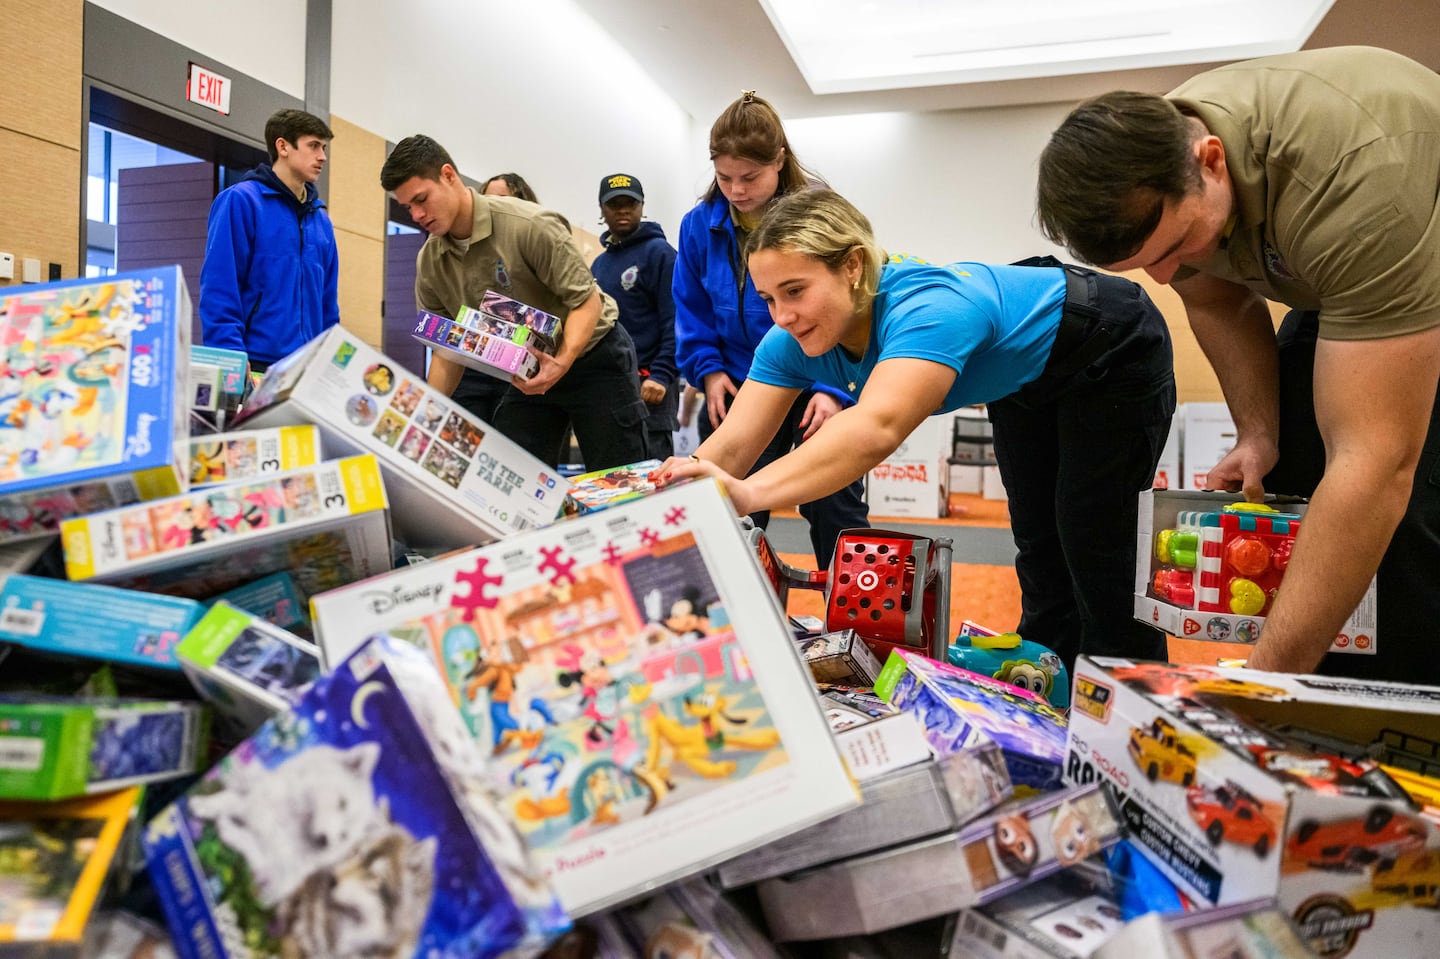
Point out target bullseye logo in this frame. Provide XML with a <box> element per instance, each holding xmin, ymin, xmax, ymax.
<box><xmin>856</xmin><ymin>570</ymin><xmax>879</xmax><ymax>591</ymax></box>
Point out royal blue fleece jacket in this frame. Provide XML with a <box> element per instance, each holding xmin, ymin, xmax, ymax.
<box><xmin>199</xmin><ymin>164</ymin><xmax>340</xmax><ymax>365</ymax></box>
<box><xmin>592</xmin><ymin>220</ymin><xmax>678</xmax><ymax>388</ymax></box>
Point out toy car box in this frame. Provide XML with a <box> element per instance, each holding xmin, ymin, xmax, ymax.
<box><xmin>0</xmin><ymin>785</ymin><xmax>144</xmax><ymax>954</ymax></box>
<box><xmin>188</xmin><ymin>424</ymin><xmax>320</xmax><ymax>488</ymax></box>
<box><xmin>143</xmin><ymin>633</ymin><xmax>568</xmax><ymax>959</ymax></box>
<box><xmin>756</xmin><ymin>783</ymin><xmax>1121</xmax><ymax>940</ymax></box>
<box><xmin>60</xmin><ymin>454</ymin><xmax>392</xmax><ymax>601</ymax></box>
<box><xmin>235</xmin><ymin>327</ymin><xmax>570</xmax><ymax>550</ymax></box>
<box><xmin>0</xmin><ymin>696</ymin><xmax>208</xmax><ymax>800</ymax></box>
<box><xmin>308</xmin><ymin>479</ymin><xmax>859</xmax><ymax>916</ymax></box>
<box><xmin>1136</xmin><ymin>489</ymin><xmax>1378</xmax><ymax>654</ymax></box>
<box><xmin>411</xmin><ymin>307</ymin><xmax>545</xmax><ymax>382</ymax></box>
<box><xmin>875</xmin><ymin>647</ymin><xmax>1070</xmax><ymax>793</ymax></box>
<box><xmin>0</xmin><ymin>574</ymin><xmax>204</xmax><ymax>671</ymax></box>
<box><xmin>1067</xmin><ymin>655</ymin><xmax>1440</xmax><ymax>957</ymax></box>
<box><xmin>561</xmin><ymin>459</ymin><xmax>666</xmax><ymax>515</ymax></box>
<box><xmin>0</xmin><ymin>268</ymin><xmax>191</xmax><ymax>544</ymax></box>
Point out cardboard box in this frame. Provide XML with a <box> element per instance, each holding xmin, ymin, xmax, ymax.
<box><xmin>189</xmin><ymin>344</ymin><xmax>250</xmax><ymax>423</ymax></box>
<box><xmin>0</xmin><ymin>269</ymin><xmax>191</xmax><ymax>543</ymax></box>
<box><xmin>1181</xmin><ymin>403</ymin><xmax>1236</xmax><ymax>491</ymax></box>
<box><xmin>411</xmin><ymin>307</ymin><xmax>544</xmax><ymax>382</ymax></box>
<box><xmin>0</xmin><ymin>697</ymin><xmax>208</xmax><ymax>800</ymax></box>
<box><xmin>952</xmin><ymin>872</ymin><xmax>1126</xmax><ymax>959</ymax></box>
<box><xmin>144</xmin><ymin>634</ymin><xmax>567</xmax><ymax>959</ymax></box>
<box><xmin>309</xmin><ymin>479</ymin><xmax>859</xmax><ymax>915</ymax></box>
<box><xmin>757</xmin><ymin>784</ymin><xmax>1121</xmax><ymax>940</ymax></box>
<box><xmin>60</xmin><ymin>454</ymin><xmax>392</xmax><ymax>601</ymax></box>
<box><xmin>235</xmin><ymin>327</ymin><xmax>570</xmax><ymax>550</ymax></box>
<box><xmin>188</xmin><ymin>425</ymin><xmax>320</xmax><ymax>488</ymax></box>
<box><xmin>868</xmin><ymin>414</ymin><xmax>951</xmax><ymax>518</ymax></box>
<box><xmin>0</xmin><ymin>574</ymin><xmax>204</xmax><ymax>671</ymax></box>
<box><xmin>1135</xmin><ymin>489</ymin><xmax>1377</xmax><ymax>654</ymax></box>
<box><xmin>1092</xmin><ymin>899</ymin><xmax>1313</xmax><ymax>959</ymax></box>
<box><xmin>561</xmin><ymin>459</ymin><xmax>665</xmax><ymax>515</ymax></box>
<box><xmin>210</xmin><ymin>570</ymin><xmax>310</xmax><ymax>637</ymax></box>
<box><xmin>1067</xmin><ymin>655</ymin><xmax>1440</xmax><ymax>956</ymax></box>
<box><xmin>800</xmin><ymin>628</ymin><xmax>886</xmax><ymax>686</ymax></box>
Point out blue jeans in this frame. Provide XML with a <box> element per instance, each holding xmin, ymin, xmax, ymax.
<box><xmin>989</xmin><ymin>261</ymin><xmax>1175</xmax><ymax>671</ymax></box>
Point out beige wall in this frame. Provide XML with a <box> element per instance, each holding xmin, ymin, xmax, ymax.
<box><xmin>325</xmin><ymin>115</ymin><xmax>386</xmax><ymax>348</ymax></box>
<box><xmin>0</xmin><ymin>0</ymin><xmax>83</xmax><ymax>288</ymax></box>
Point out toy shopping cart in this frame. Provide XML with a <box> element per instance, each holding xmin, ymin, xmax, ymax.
<box><xmin>749</xmin><ymin>524</ymin><xmax>952</xmax><ymax>662</ymax></box>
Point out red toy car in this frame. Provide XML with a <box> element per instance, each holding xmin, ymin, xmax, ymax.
<box><xmin>1286</xmin><ymin>805</ymin><xmax>1428</xmax><ymax>872</ymax></box>
<box><xmin>1186</xmin><ymin>781</ymin><xmax>1275</xmax><ymax>857</ymax></box>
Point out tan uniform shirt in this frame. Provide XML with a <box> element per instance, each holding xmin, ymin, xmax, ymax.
<box><xmin>1169</xmin><ymin>46</ymin><xmax>1440</xmax><ymax>340</ymax></box>
<box><xmin>415</xmin><ymin>190</ymin><xmax>616</xmax><ymax>354</ymax></box>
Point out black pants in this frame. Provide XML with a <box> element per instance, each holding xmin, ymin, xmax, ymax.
<box><xmin>642</xmin><ymin>383</ymin><xmax>681</xmax><ymax>461</ymax></box>
<box><xmin>699</xmin><ymin>389</ymin><xmax>869</xmax><ymax>569</ymax></box>
<box><xmin>449</xmin><ymin>370</ymin><xmax>509</xmax><ymax>426</ymax></box>
<box><xmin>989</xmin><ymin>260</ymin><xmax>1175</xmax><ymax>672</ymax></box>
<box><xmin>491</xmin><ymin>324</ymin><xmax>650</xmax><ymax>471</ymax></box>
<box><xmin>1268</xmin><ymin>310</ymin><xmax>1440</xmax><ymax>684</ymax></box>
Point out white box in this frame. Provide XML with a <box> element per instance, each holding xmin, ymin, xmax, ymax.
<box><xmin>1154</xmin><ymin>412</ymin><xmax>1181</xmax><ymax>491</ymax></box>
<box><xmin>982</xmin><ymin>465</ymin><xmax>1008</xmax><ymax>502</ymax></box>
<box><xmin>950</xmin><ymin>464</ymin><xmax>983</xmax><ymax>495</ymax></box>
<box><xmin>1181</xmin><ymin>403</ymin><xmax>1236</xmax><ymax>490</ymax></box>
<box><xmin>868</xmin><ymin>414</ymin><xmax>951</xmax><ymax>518</ymax></box>
<box><xmin>235</xmin><ymin>327</ymin><xmax>571</xmax><ymax>551</ymax></box>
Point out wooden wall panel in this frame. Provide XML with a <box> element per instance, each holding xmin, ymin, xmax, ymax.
<box><xmin>0</xmin><ymin>0</ymin><xmax>83</xmax><ymax>149</ymax></box>
<box><xmin>0</xmin><ymin>130</ymin><xmax>81</xmax><ymax>286</ymax></box>
<box><xmin>336</xmin><ymin>229</ymin><xmax>383</xmax><ymax>348</ymax></box>
<box><xmin>327</xmin><ymin>115</ymin><xmax>386</xmax><ymax>241</ymax></box>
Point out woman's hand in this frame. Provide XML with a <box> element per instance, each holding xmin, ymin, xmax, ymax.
<box><xmin>703</xmin><ymin>372</ymin><xmax>739</xmax><ymax>429</ymax></box>
<box><xmin>798</xmin><ymin>391</ymin><xmax>844</xmax><ymax>441</ymax></box>
<box><xmin>649</xmin><ymin>456</ymin><xmax>757</xmax><ymax>517</ymax></box>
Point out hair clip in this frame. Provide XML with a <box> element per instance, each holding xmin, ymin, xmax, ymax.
<box><xmin>741</xmin><ymin>90</ymin><xmax>757</xmax><ymax>103</ymax></box>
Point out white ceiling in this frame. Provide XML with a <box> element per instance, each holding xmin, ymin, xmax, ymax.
<box><xmin>576</xmin><ymin>0</ymin><xmax>1440</xmax><ymax>120</ymax></box>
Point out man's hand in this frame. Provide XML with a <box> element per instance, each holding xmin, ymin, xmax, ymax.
<box><xmin>703</xmin><ymin>372</ymin><xmax>739</xmax><ymax>429</ymax></box>
<box><xmin>1204</xmin><ymin>436</ymin><xmax>1279</xmax><ymax>502</ymax></box>
<box><xmin>641</xmin><ymin>380</ymin><xmax>667</xmax><ymax>406</ymax></box>
<box><xmin>512</xmin><ymin>348</ymin><xmax>573</xmax><ymax>395</ymax></box>
<box><xmin>798</xmin><ymin>392</ymin><xmax>843</xmax><ymax>441</ymax></box>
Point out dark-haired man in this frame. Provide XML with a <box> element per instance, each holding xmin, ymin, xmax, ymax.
<box><xmin>200</xmin><ymin>108</ymin><xmax>340</xmax><ymax>371</ymax></box>
<box><xmin>380</xmin><ymin>135</ymin><xmax>647</xmax><ymax>471</ymax></box>
<box><xmin>1035</xmin><ymin>46</ymin><xmax>1440</xmax><ymax>684</ymax></box>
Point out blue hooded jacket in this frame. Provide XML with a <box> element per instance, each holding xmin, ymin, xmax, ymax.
<box><xmin>673</xmin><ymin>193</ymin><xmax>845</xmax><ymax>402</ymax></box>
<box><xmin>199</xmin><ymin>164</ymin><xmax>340</xmax><ymax>365</ymax></box>
<box><xmin>592</xmin><ymin>220</ymin><xmax>677</xmax><ymax>388</ymax></box>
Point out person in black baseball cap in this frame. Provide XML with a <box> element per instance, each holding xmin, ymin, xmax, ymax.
<box><xmin>599</xmin><ymin>173</ymin><xmax>644</xmax><ymax>207</ymax></box>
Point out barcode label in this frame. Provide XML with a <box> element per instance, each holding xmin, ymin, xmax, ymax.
<box><xmin>0</xmin><ymin>737</ymin><xmax>45</xmax><ymax>770</ymax></box>
<box><xmin>0</xmin><ymin>607</ymin><xmax>44</xmax><ymax>636</ymax></box>
<box><xmin>959</xmin><ymin>912</ymin><xmax>1008</xmax><ymax>955</ymax></box>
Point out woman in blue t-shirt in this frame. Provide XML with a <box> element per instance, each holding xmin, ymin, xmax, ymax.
<box><xmin>659</xmin><ymin>189</ymin><xmax>1176</xmax><ymax>669</ymax></box>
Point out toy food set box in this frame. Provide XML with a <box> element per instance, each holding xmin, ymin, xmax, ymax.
<box><xmin>0</xmin><ymin>574</ymin><xmax>204</xmax><ymax>672</ymax></box>
<box><xmin>0</xmin><ymin>696</ymin><xmax>208</xmax><ymax>800</ymax></box>
<box><xmin>875</xmin><ymin>647</ymin><xmax>1070</xmax><ymax>793</ymax></box>
<box><xmin>60</xmin><ymin>454</ymin><xmax>392</xmax><ymax>601</ymax></box>
<box><xmin>1066</xmin><ymin>655</ymin><xmax>1440</xmax><ymax>957</ymax></box>
<box><xmin>187</xmin><ymin>424</ymin><xmax>320</xmax><ymax>488</ymax></box>
<box><xmin>952</xmin><ymin>621</ymin><xmax>1072</xmax><ymax>710</ymax></box>
<box><xmin>756</xmin><ymin>783</ymin><xmax>1122</xmax><ymax>940</ymax></box>
<box><xmin>1092</xmin><ymin>899</ymin><xmax>1314</xmax><ymax>959</ymax></box>
<box><xmin>800</xmin><ymin>628</ymin><xmax>885</xmax><ymax>686</ymax></box>
<box><xmin>614</xmin><ymin>880</ymin><xmax>785</xmax><ymax>959</ymax></box>
<box><xmin>176</xmin><ymin>602</ymin><xmax>322</xmax><ymax>737</ymax></box>
<box><xmin>561</xmin><ymin>459</ymin><xmax>667</xmax><ymax>516</ymax></box>
<box><xmin>308</xmin><ymin>479</ymin><xmax>859</xmax><ymax>915</ymax></box>
<box><xmin>411</xmin><ymin>307</ymin><xmax>546</xmax><ymax>382</ymax></box>
<box><xmin>144</xmin><ymin>632</ymin><xmax>568</xmax><ymax>959</ymax></box>
<box><xmin>716</xmin><ymin>738</ymin><xmax>1012</xmax><ymax>889</ymax></box>
<box><xmin>1136</xmin><ymin>489</ymin><xmax>1378</xmax><ymax>654</ymax></box>
<box><xmin>235</xmin><ymin>326</ymin><xmax>570</xmax><ymax>550</ymax></box>
<box><xmin>0</xmin><ymin>785</ymin><xmax>144</xmax><ymax>955</ymax></box>
<box><xmin>188</xmin><ymin>344</ymin><xmax>250</xmax><ymax>423</ymax></box>
<box><xmin>952</xmin><ymin>870</ymin><xmax>1127</xmax><ymax>959</ymax></box>
<box><xmin>210</xmin><ymin>570</ymin><xmax>310</xmax><ymax>638</ymax></box>
<box><xmin>0</xmin><ymin>268</ymin><xmax>192</xmax><ymax>544</ymax></box>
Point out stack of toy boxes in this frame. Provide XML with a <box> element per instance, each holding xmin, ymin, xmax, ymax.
<box><xmin>1136</xmin><ymin>489</ymin><xmax>1378</xmax><ymax>651</ymax></box>
<box><xmin>307</xmin><ymin>479</ymin><xmax>858</xmax><ymax>916</ymax></box>
<box><xmin>867</xmin><ymin>414</ymin><xmax>952</xmax><ymax>518</ymax></box>
<box><xmin>1066</xmin><ymin>655</ymin><xmax>1440</xmax><ymax>957</ymax></box>
<box><xmin>234</xmin><ymin>326</ymin><xmax>570</xmax><ymax>551</ymax></box>
<box><xmin>411</xmin><ymin>295</ymin><xmax>558</xmax><ymax>382</ymax></box>
<box><xmin>951</xmin><ymin>870</ymin><xmax>1129</xmax><ymax>959</ymax></box>
<box><xmin>0</xmin><ymin>268</ymin><xmax>191</xmax><ymax>545</ymax></box>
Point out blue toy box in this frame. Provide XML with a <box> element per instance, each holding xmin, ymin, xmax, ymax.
<box><xmin>949</xmin><ymin>624</ymin><xmax>1072</xmax><ymax>709</ymax></box>
<box><xmin>210</xmin><ymin>570</ymin><xmax>310</xmax><ymax>636</ymax></box>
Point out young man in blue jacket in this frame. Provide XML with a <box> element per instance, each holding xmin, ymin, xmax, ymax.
<box><xmin>199</xmin><ymin>109</ymin><xmax>340</xmax><ymax>371</ymax></box>
<box><xmin>591</xmin><ymin>174</ymin><xmax>679</xmax><ymax>458</ymax></box>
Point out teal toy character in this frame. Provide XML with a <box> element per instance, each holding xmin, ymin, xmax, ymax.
<box><xmin>948</xmin><ymin>631</ymin><xmax>1070</xmax><ymax>709</ymax></box>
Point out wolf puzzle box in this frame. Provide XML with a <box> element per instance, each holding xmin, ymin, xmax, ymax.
<box><xmin>236</xmin><ymin>327</ymin><xmax>569</xmax><ymax>550</ymax></box>
<box><xmin>144</xmin><ymin>633</ymin><xmax>567</xmax><ymax>959</ymax></box>
<box><xmin>0</xmin><ymin>268</ymin><xmax>191</xmax><ymax>544</ymax></box>
<box><xmin>308</xmin><ymin>478</ymin><xmax>858</xmax><ymax>915</ymax></box>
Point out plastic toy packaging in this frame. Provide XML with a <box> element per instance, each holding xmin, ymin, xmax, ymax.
<box><xmin>949</xmin><ymin>630</ymin><xmax>1071</xmax><ymax>709</ymax></box>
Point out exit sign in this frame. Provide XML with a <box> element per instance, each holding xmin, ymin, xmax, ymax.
<box><xmin>187</xmin><ymin>63</ymin><xmax>231</xmax><ymax>115</ymax></box>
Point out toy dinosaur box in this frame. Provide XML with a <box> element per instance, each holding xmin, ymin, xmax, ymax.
<box><xmin>0</xmin><ymin>574</ymin><xmax>204</xmax><ymax>671</ymax></box>
<box><xmin>0</xmin><ymin>785</ymin><xmax>144</xmax><ymax>954</ymax></box>
<box><xmin>1135</xmin><ymin>489</ymin><xmax>1378</xmax><ymax>654</ymax></box>
<box><xmin>143</xmin><ymin>633</ymin><xmax>568</xmax><ymax>959</ymax></box>
<box><xmin>235</xmin><ymin>327</ymin><xmax>569</xmax><ymax>550</ymax></box>
<box><xmin>308</xmin><ymin>478</ymin><xmax>858</xmax><ymax>915</ymax></box>
<box><xmin>1066</xmin><ymin>655</ymin><xmax>1440</xmax><ymax>957</ymax></box>
<box><xmin>188</xmin><ymin>425</ymin><xmax>320</xmax><ymax>489</ymax></box>
<box><xmin>60</xmin><ymin>454</ymin><xmax>392</xmax><ymax>601</ymax></box>
<box><xmin>0</xmin><ymin>268</ymin><xmax>191</xmax><ymax>544</ymax></box>
<box><xmin>0</xmin><ymin>696</ymin><xmax>208</xmax><ymax>800</ymax></box>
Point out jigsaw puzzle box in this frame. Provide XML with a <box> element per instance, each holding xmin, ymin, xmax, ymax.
<box><xmin>235</xmin><ymin>326</ymin><xmax>570</xmax><ymax>550</ymax></box>
<box><xmin>188</xmin><ymin>424</ymin><xmax>320</xmax><ymax>489</ymax></box>
<box><xmin>412</xmin><ymin>308</ymin><xmax>543</xmax><ymax>382</ymax></box>
<box><xmin>308</xmin><ymin>478</ymin><xmax>858</xmax><ymax>915</ymax></box>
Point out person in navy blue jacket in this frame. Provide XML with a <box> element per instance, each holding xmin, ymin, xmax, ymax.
<box><xmin>674</xmin><ymin>92</ymin><xmax>867</xmax><ymax>567</ymax></box>
<box><xmin>591</xmin><ymin>173</ymin><xmax>679</xmax><ymax>458</ymax></box>
<box><xmin>199</xmin><ymin>109</ymin><xmax>340</xmax><ymax>371</ymax></box>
